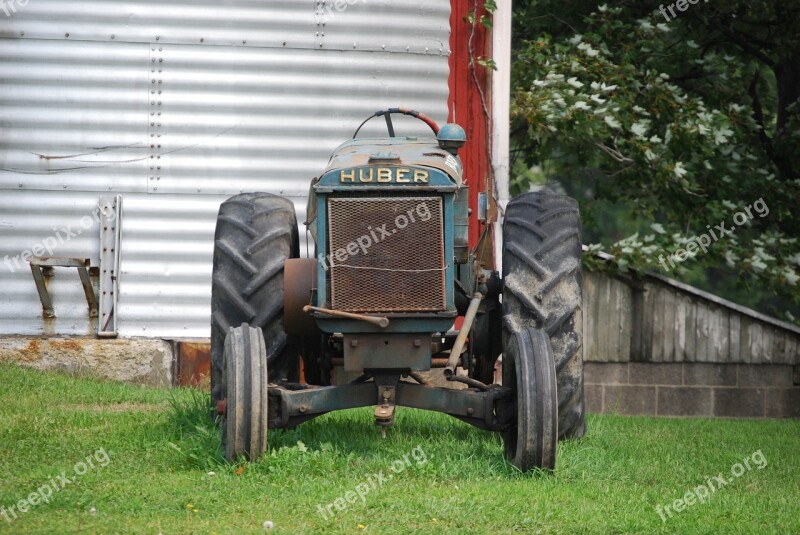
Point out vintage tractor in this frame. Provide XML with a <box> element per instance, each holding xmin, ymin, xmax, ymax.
<box><xmin>210</xmin><ymin>109</ymin><xmax>585</xmax><ymax>471</ymax></box>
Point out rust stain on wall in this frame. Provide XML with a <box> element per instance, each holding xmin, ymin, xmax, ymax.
<box><xmin>176</xmin><ymin>341</ymin><xmax>211</xmax><ymax>388</ymax></box>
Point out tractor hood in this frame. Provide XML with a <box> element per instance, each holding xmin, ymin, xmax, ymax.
<box><xmin>320</xmin><ymin>137</ymin><xmax>463</xmax><ymax>187</ymax></box>
<box><xmin>304</xmin><ymin>136</ymin><xmax>465</xmax><ymax>241</ymax></box>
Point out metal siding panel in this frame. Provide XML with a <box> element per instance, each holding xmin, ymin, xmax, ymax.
<box><xmin>116</xmin><ymin>194</ymin><xmax>219</xmax><ymax>338</ymax></box>
<box><xmin>0</xmin><ymin>0</ymin><xmax>450</xmax><ymax>338</ymax></box>
<box><xmin>115</xmin><ymin>193</ymin><xmax>309</xmax><ymax>338</ymax></box>
<box><xmin>1</xmin><ymin>40</ymin><xmax>449</xmax><ymax>196</ymax></box>
<box><xmin>0</xmin><ymin>191</ymin><xmax>311</xmax><ymax>337</ymax></box>
<box><xmin>152</xmin><ymin>45</ymin><xmax>449</xmax><ymax>195</ymax></box>
<box><xmin>319</xmin><ymin>0</ymin><xmax>451</xmax><ymax>54</ymax></box>
<box><xmin>2</xmin><ymin>0</ymin><xmax>449</xmax><ymax>53</ymax></box>
<box><xmin>0</xmin><ymin>191</ymin><xmax>102</xmax><ymax>335</ymax></box>
<box><xmin>1</xmin><ymin>1</ymin><xmax>314</xmax><ymax>49</ymax></box>
<box><xmin>0</xmin><ymin>39</ymin><xmax>150</xmax><ymax>193</ymax></box>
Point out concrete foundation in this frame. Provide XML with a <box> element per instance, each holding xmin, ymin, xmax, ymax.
<box><xmin>1</xmin><ymin>336</ymin><xmax>797</xmax><ymax>419</ymax></box>
<box><xmin>0</xmin><ymin>336</ymin><xmax>172</xmax><ymax>388</ymax></box>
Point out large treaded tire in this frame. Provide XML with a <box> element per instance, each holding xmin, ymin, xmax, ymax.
<box><xmin>502</xmin><ymin>191</ymin><xmax>586</xmax><ymax>439</ymax></box>
<box><xmin>211</xmin><ymin>193</ymin><xmax>299</xmax><ymax>404</ymax></box>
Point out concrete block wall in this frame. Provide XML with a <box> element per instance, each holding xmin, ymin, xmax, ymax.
<box><xmin>582</xmin><ymin>269</ymin><xmax>799</xmax><ymax>418</ymax></box>
<box><xmin>585</xmin><ymin>362</ymin><xmax>800</xmax><ymax>418</ymax></box>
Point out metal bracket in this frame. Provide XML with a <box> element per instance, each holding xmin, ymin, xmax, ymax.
<box><xmin>373</xmin><ymin>373</ymin><xmax>399</xmax><ymax>437</ymax></box>
<box><xmin>477</xmin><ymin>191</ymin><xmax>488</xmax><ymax>221</ymax></box>
<box><xmin>98</xmin><ymin>195</ymin><xmax>122</xmax><ymax>338</ymax></box>
<box><xmin>29</xmin><ymin>257</ymin><xmax>98</xmax><ymax>319</ymax></box>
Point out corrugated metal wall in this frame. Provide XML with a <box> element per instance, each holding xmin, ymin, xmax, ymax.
<box><xmin>0</xmin><ymin>0</ymin><xmax>451</xmax><ymax>337</ymax></box>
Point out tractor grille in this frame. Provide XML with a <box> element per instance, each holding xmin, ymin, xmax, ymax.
<box><xmin>327</xmin><ymin>196</ymin><xmax>446</xmax><ymax>312</ymax></box>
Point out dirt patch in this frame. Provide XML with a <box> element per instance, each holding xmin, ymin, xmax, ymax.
<box><xmin>63</xmin><ymin>403</ymin><xmax>165</xmax><ymax>413</ymax></box>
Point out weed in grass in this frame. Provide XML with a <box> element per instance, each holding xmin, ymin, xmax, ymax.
<box><xmin>167</xmin><ymin>388</ymin><xmax>225</xmax><ymax>470</ymax></box>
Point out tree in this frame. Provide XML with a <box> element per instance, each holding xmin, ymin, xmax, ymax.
<box><xmin>511</xmin><ymin>0</ymin><xmax>800</xmax><ymax>321</ymax></box>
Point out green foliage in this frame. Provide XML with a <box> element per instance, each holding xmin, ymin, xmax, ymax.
<box><xmin>476</xmin><ymin>56</ymin><xmax>498</xmax><ymax>70</ymax></box>
<box><xmin>511</xmin><ymin>1</ymin><xmax>800</xmax><ymax>320</ymax></box>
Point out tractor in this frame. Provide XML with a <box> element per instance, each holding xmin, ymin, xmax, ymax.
<box><xmin>210</xmin><ymin>108</ymin><xmax>585</xmax><ymax>471</ymax></box>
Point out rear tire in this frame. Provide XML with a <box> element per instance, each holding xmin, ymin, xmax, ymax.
<box><xmin>211</xmin><ymin>193</ymin><xmax>299</xmax><ymax>404</ymax></box>
<box><xmin>222</xmin><ymin>324</ymin><xmax>268</xmax><ymax>461</ymax></box>
<box><xmin>502</xmin><ymin>191</ymin><xmax>586</xmax><ymax>439</ymax></box>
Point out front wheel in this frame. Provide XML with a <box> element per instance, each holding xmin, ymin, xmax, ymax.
<box><xmin>502</xmin><ymin>327</ymin><xmax>558</xmax><ymax>471</ymax></box>
<box><xmin>222</xmin><ymin>324</ymin><xmax>269</xmax><ymax>461</ymax></box>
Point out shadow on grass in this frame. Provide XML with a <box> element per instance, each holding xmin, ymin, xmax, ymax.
<box><xmin>164</xmin><ymin>386</ymin><xmax>583</xmax><ymax>480</ymax></box>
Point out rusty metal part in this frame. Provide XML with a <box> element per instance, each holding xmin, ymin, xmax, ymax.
<box><xmin>373</xmin><ymin>375</ymin><xmax>397</xmax><ymax>436</ymax></box>
<box><xmin>216</xmin><ymin>398</ymin><xmax>227</xmax><ymax>416</ymax></box>
<box><xmin>284</xmin><ymin>258</ymin><xmax>320</xmax><ymax>336</ymax></box>
<box><xmin>174</xmin><ymin>340</ymin><xmax>211</xmax><ymax>387</ymax></box>
<box><xmin>331</xmin><ymin>356</ymin><xmax>449</xmax><ymax>368</ymax></box>
<box><xmin>303</xmin><ymin>305</ymin><xmax>389</xmax><ymax>328</ymax></box>
<box><xmin>444</xmin><ymin>292</ymin><xmax>483</xmax><ymax>377</ymax></box>
<box><xmin>407</xmin><ymin>371</ymin><xmax>431</xmax><ymax>386</ymax></box>
<box><xmin>375</xmin><ymin>400</ymin><xmax>395</xmax><ymax>438</ymax></box>
<box><xmin>29</xmin><ymin>257</ymin><xmax>98</xmax><ymax>319</ymax></box>
<box><xmin>327</xmin><ymin>196</ymin><xmax>446</xmax><ymax>312</ymax></box>
<box><xmin>374</xmin><ymin>401</ymin><xmax>395</xmax><ymax>426</ymax></box>
<box><xmin>446</xmin><ymin>374</ymin><xmax>491</xmax><ymax>391</ymax></box>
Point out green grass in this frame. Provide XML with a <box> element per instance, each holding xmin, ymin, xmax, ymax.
<box><xmin>0</xmin><ymin>364</ymin><xmax>798</xmax><ymax>534</ymax></box>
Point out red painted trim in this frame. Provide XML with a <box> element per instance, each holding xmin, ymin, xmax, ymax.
<box><xmin>448</xmin><ymin>0</ymin><xmax>492</xmax><ymax>249</ymax></box>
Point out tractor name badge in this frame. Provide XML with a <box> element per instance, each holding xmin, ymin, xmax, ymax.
<box><xmin>339</xmin><ymin>167</ymin><xmax>429</xmax><ymax>184</ymax></box>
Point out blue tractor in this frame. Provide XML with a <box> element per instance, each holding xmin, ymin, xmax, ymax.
<box><xmin>210</xmin><ymin>109</ymin><xmax>585</xmax><ymax>471</ymax></box>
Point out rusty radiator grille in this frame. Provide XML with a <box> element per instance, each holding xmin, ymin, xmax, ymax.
<box><xmin>327</xmin><ymin>196</ymin><xmax>446</xmax><ymax>312</ymax></box>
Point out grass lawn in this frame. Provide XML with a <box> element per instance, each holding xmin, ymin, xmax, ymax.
<box><xmin>0</xmin><ymin>364</ymin><xmax>798</xmax><ymax>534</ymax></box>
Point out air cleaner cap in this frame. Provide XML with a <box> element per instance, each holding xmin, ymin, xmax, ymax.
<box><xmin>436</xmin><ymin>123</ymin><xmax>467</xmax><ymax>155</ymax></box>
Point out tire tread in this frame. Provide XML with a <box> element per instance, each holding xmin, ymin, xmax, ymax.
<box><xmin>211</xmin><ymin>193</ymin><xmax>298</xmax><ymax>404</ymax></box>
<box><xmin>502</xmin><ymin>191</ymin><xmax>586</xmax><ymax>439</ymax></box>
